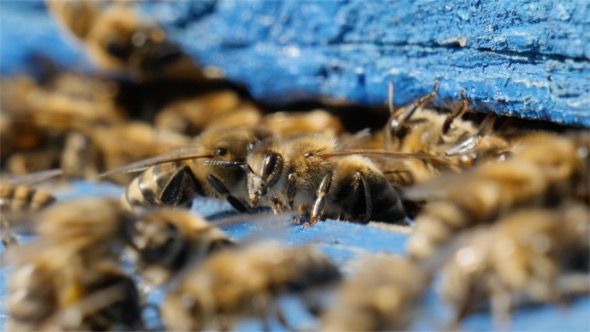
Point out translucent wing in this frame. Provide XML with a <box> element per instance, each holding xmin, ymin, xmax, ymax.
<box><xmin>318</xmin><ymin>149</ymin><xmax>456</xmax><ymax>169</ymax></box>
<box><xmin>1</xmin><ymin>169</ymin><xmax>64</xmax><ymax>185</ymax></box>
<box><xmin>98</xmin><ymin>146</ymin><xmax>213</xmax><ymax>178</ymax></box>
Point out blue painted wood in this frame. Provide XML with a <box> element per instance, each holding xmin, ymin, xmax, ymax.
<box><xmin>1</xmin><ymin>0</ymin><xmax>588</xmax><ymax>126</ymax></box>
<box><xmin>143</xmin><ymin>0</ymin><xmax>590</xmax><ymax>126</ymax></box>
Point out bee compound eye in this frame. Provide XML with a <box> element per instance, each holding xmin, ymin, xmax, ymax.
<box><xmin>214</xmin><ymin>148</ymin><xmax>227</xmax><ymax>157</ymax></box>
<box><xmin>262</xmin><ymin>152</ymin><xmax>282</xmax><ymax>181</ymax></box>
<box><xmin>131</xmin><ymin>31</ymin><xmax>147</xmax><ymax>47</ymax></box>
<box><xmin>106</xmin><ymin>40</ymin><xmax>131</xmax><ymax>60</ymax></box>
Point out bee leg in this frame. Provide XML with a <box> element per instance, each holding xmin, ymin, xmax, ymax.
<box><xmin>445</xmin><ymin>277</ymin><xmax>481</xmax><ymax>329</ymax></box>
<box><xmin>442</xmin><ymin>89</ymin><xmax>469</xmax><ymax>134</ymax></box>
<box><xmin>385</xmin><ymin>80</ymin><xmax>440</xmax><ymax>145</ymax></box>
<box><xmin>555</xmin><ymin>273</ymin><xmax>590</xmax><ymax>298</ymax></box>
<box><xmin>159</xmin><ymin>166</ymin><xmax>201</xmax><ymax>207</ymax></box>
<box><xmin>286</xmin><ymin>172</ymin><xmax>297</xmax><ymax>208</ymax></box>
<box><xmin>445</xmin><ymin>112</ymin><xmax>497</xmax><ymax>157</ymax></box>
<box><xmin>310</xmin><ymin>173</ymin><xmax>333</xmax><ymax>226</ymax></box>
<box><xmin>0</xmin><ymin>220</ymin><xmax>18</xmax><ymax>248</ymax></box>
<box><xmin>293</xmin><ymin>205</ymin><xmax>309</xmax><ymax>224</ymax></box>
<box><xmin>489</xmin><ymin>276</ymin><xmax>512</xmax><ymax>329</ymax></box>
<box><xmin>207</xmin><ymin>174</ymin><xmax>251</xmax><ymax>213</ymax></box>
<box><xmin>275</xmin><ymin>306</ymin><xmax>301</xmax><ymax>331</ymax></box>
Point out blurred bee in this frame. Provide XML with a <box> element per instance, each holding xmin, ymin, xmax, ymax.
<box><xmin>0</xmin><ymin>73</ymin><xmax>125</xmax><ymax>174</ymax></box>
<box><xmin>260</xmin><ymin>109</ymin><xmax>345</xmax><ymax>138</ymax></box>
<box><xmin>0</xmin><ymin>108</ymin><xmax>48</xmax><ymax>161</ymax></box>
<box><xmin>62</xmin><ymin>121</ymin><xmax>191</xmax><ymax>184</ymax></box>
<box><xmin>0</xmin><ymin>74</ymin><xmax>125</xmax><ymax>134</ymax></box>
<box><xmin>245</xmin><ymin>134</ymin><xmax>415</xmax><ymax>225</ymax></box>
<box><xmin>155</xmin><ymin>90</ymin><xmax>262</xmax><ymax>136</ymax></box>
<box><xmin>405</xmin><ymin>131</ymin><xmax>588</xmax><ymax>261</ymax></box>
<box><xmin>108</xmin><ymin>127</ymin><xmax>270</xmax><ymax>212</ymax></box>
<box><xmin>0</xmin><ymin>169</ymin><xmax>61</xmax><ymax>247</ymax></box>
<box><xmin>5</xmin><ymin>191</ymin><xmax>140</xmax><ymax>332</ymax></box>
<box><xmin>28</xmin><ymin>197</ymin><xmax>233</xmax><ymax>286</ymax></box>
<box><xmin>46</xmin><ymin>0</ymin><xmax>205</xmax><ymax>81</ymax></box>
<box><xmin>6</xmin><ymin>252</ymin><xmax>142</xmax><ymax>331</ymax></box>
<box><xmin>161</xmin><ymin>241</ymin><xmax>341</xmax><ymax>331</ymax></box>
<box><xmin>321</xmin><ymin>255</ymin><xmax>429</xmax><ymax>331</ymax></box>
<box><xmin>125</xmin><ymin>208</ymin><xmax>234</xmax><ymax>286</ymax></box>
<box><xmin>377</xmin><ymin>83</ymin><xmax>508</xmax><ymax>187</ymax></box>
<box><xmin>439</xmin><ymin>202</ymin><xmax>590</xmax><ymax>327</ymax></box>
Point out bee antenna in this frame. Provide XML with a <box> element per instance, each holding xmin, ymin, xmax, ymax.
<box><xmin>388</xmin><ymin>81</ymin><xmax>395</xmax><ymax>115</ymax></box>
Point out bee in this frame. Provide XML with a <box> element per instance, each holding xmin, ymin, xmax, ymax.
<box><xmin>378</xmin><ymin>83</ymin><xmax>508</xmax><ymax>187</ymax></box>
<box><xmin>0</xmin><ymin>74</ymin><xmax>125</xmax><ymax>134</ymax></box>
<box><xmin>245</xmin><ymin>134</ymin><xmax>407</xmax><ymax>225</ymax></box>
<box><xmin>161</xmin><ymin>241</ymin><xmax>341</xmax><ymax>331</ymax></box>
<box><xmin>30</xmin><ymin>197</ymin><xmax>133</xmax><ymax>264</ymax></box>
<box><xmin>405</xmin><ymin>131</ymin><xmax>588</xmax><ymax>261</ymax></box>
<box><xmin>62</xmin><ymin>121</ymin><xmax>191</xmax><ymax>184</ymax></box>
<box><xmin>0</xmin><ymin>73</ymin><xmax>125</xmax><ymax>174</ymax></box>
<box><xmin>46</xmin><ymin>0</ymin><xmax>205</xmax><ymax>81</ymax></box>
<box><xmin>260</xmin><ymin>109</ymin><xmax>344</xmax><ymax>138</ymax></box>
<box><xmin>125</xmin><ymin>208</ymin><xmax>234</xmax><ymax>286</ymax></box>
<box><xmin>155</xmin><ymin>90</ymin><xmax>262</xmax><ymax>136</ymax></box>
<box><xmin>23</xmin><ymin>196</ymin><xmax>234</xmax><ymax>288</ymax></box>
<box><xmin>439</xmin><ymin>202</ymin><xmax>590</xmax><ymax>327</ymax></box>
<box><xmin>6</xmin><ymin>252</ymin><xmax>142</xmax><ymax>331</ymax></box>
<box><xmin>321</xmin><ymin>255</ymin><xmax>429</xmax><ymax>331</ymax></box>
<box><xmin>0</xmin><ymin>169</ymin><xmax>61</xmax><ymax>247</ymax></box>
<box><xmin>110</xmin><ymin>127</ymin><xmax>269</xmax><ymax>212</ymax></box>
<box><xmin>0</xmin><ymin>109</ymin><xmax>48</xmax><ymax>161</ymax></box>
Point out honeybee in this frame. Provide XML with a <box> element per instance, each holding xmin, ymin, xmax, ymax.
<box><xmin>161</xmin><ymin>241</ymin><xmax>341</xmax><ymax>331</ymax></box>
<box><xmin>46</xmin><ymin>0</ymin><xmax>205</xmax><ymax>81</ymax></box>
<box><xmin>439</xmin><ymin>202</ymin><xmax>590</xmax><ymax>327</ymax></box>
<box><xmin>0</xmin><ymin>74</ymin><xmax>125</xmax><ymax>134</ymax></box>
<box><xmin>111</xmin><ymin>127</ymin><xmax>269</xmax><ymax>212</ymax></box>
<box><xmin>245</xmin><ymin>134</ymin><xmax>407</xmax><ymax>225</ymax></box>
<box><xmin>0</xmin><ymin>169</ymin><xmax>61</xmax><ymax>247</ymax></box>
<box><xmin>0</xmin><ymin>73</ymin><xmax>125</xmax><ymax>173</ymax></box>
<box><xmin>62</xmin><ymin>121</ymin><xmax>191</xmax><ymax>184</ymax></box>
<box><xmin>125</xmin><ymin>208</ymin><xmax>234</xmax><ymax>286</ymax></box>
<box><xmin>155</xmin><ymin>90</ymin><xmax>262</xmax><ymax>136</ymax></box>
<box><xmin>260</xmin><ymin>109</ymin><xmax>345</xmax><ymax>138</ymax></box>
<box><xmin>29</xmin><ymin>197</ymin><xmax>232</xmax><ymax>279</ymax></box>
<box><xmin>6</xmin><ymin>253</ymin><xmax>142</xmax><ymax>331</ymax></box>
<box><xmin>378</xmin><ymin>83</ymin><xmax>507</xmax><ymax>187</ymax></box>
<box><xmin>0</xmin><ymin>108</ymin><xmax>48</xmax><ymax>160</ymax></box>
<box><xmin>405</xmin><ymin>131</ymin><xmax>588</xmax><ymax>261</ymax></box>
<box><xmin>28</xmin><ymin>197</ymin><xmax>133</xmax><ymax>265</ymax></box>
<box><xmin>321</xmin><ymin>255</ymin><xmax>429</xmax><ymax>331</ymax></box>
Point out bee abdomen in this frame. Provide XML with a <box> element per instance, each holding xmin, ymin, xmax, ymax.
<box><xmin>124</xmin><ymin>165</ymin><xmax>203</xmax><ymax>210</ymax></box>
<box><xmin>369</xmin><ymin>179</ymin><xmax>407</xmax><ymax>224</ymax></box>
<box><xmin>0</xmin><ymin>184</ymin><xmax>56</xmax><ymax>213</ymax></box>
<box><xmin>407</xmin><ymin>201</ymin><xmax>469</xmax><ymax>260</ymax></box>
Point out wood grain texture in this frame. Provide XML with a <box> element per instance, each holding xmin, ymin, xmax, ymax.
<box><xmin>1</xmin><ymin>0</ymin><xmax>588</xmax><ymax>126</ymax></box>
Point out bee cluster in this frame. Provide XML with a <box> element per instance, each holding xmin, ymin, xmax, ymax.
<box><xmin>1</xmin><ymin>1</ymin><xmax>588</xmax><ymax>331</ymax></box>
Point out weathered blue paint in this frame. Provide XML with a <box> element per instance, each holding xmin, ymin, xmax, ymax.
<box><xmin>1</xmin><ymin>0</ymin><xmax>588</xmax><ymax>126</ymax></box>
<box><xmin>143</xmin><ymin>0</ymin><xmax>590</xmax><ymax>127</ymax></box>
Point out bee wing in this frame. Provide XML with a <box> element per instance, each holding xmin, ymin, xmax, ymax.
<box><xmin>403</xmin><ymin>171</ymin><xmax>468</xmax><ymax>200</ymax></box>
<box><xmin>1</xmin><ymin>169</ymin><xmax>64</xmax><ymax>185</ymax></box>
<box><xmin>97</xmin><ymin>146</ymin><xmax>214</xmax><ymax>178</ymax></box>
<box><xmin>318</xmin><ymin>149</ymin><xmax>455</xmax><ymax>169</ymax></box>
<box><xmin>336</xmin><ymin>128</ymin><xmax>372</xmax><ymax>150</ymax></box>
